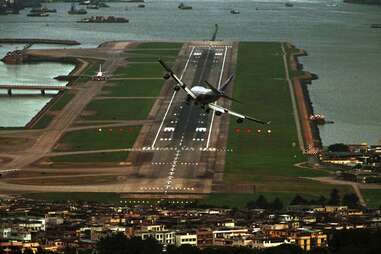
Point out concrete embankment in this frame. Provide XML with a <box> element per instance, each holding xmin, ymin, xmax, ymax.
<box><xmin>0</xmin><ymin>38</ymin><xmax>80</xmax><ymax>45</ymax></box>
<box><xmin>287</xmin><ymin>44</ymin><xmax>322</xmax><ymax>154</ymax></box>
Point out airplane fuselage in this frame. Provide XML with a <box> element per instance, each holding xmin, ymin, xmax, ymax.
<box><xmin>190</xmin><ymin>85</ymin><xmax>219</xmax><ymax>104</ymax></box>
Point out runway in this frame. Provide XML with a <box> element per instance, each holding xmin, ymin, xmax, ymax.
<box><xmin>0</xmin><ymin>41</ymin><xmax>237</xmax><ymax>196</ymax></box>
<box><xmin>128</xmin><ymin>41</ymin><xmax>236</xmax><ymax>195</ymax></box>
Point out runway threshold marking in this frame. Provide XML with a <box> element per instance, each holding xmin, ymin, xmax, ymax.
<box><xmin>206</xmin><ymin>45</ymin><xmax>229</xmax><ymax>148</ymax></box>
<box><xmin>151</xmin><ymin>46</ymin><xmax>196</xmax><ymax>148</ymax></box>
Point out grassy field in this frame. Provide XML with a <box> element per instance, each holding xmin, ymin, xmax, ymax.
<box><xmin>85</xmin><ymin>42</ymin><xmax>181</xmax><ymax>122</ymax></box>
<box><xmin>50</xmin><ymin>92</ymin><xmax>75</xmax><ymax>111</ymax></box>
<box><xmin>103</xmin><ymin>79</ymin><xmax>164</xmax><ymax>97</ymax></box>
<box><xmin>362</xmin><ymin>189</ymin><xmax>381</xmax><ymax>208</ymax></box>
<box><xmin>32</xmin><ymin>114</ymin><xmax>53</xmax><ymax>129</ymax></box>
<box><xmin>114</xmin><ymin>63</ymin><xmax>165</xmax><ymax>77</ymax></box>
<box><xmin>54</xmin><ymin>126</ymin><xmax>140</xmax><ymax>152</ymax></box>
<box><xmin>49</xmin><ymin>151</ymin><xmax>130</xmax><ymax>163</ymax></box>
<box><xmin>83</xmin><ymin>99</ymin><xmax>155</xmax><ymax>121</ymax></box>
<box><xmin>0</xmin><ymin>137</ymin><xmax>28</xmax><ymax>145</ymax></box>
<box><xmin>211</xmin><ymin>42</ymin><xmax>348</xmax><ymax>205</ymax></box>
<box><xmin>198</xmin><ymin>192</ymin><xmax>316</xmax><ymax>209</ymax></box>
<box><xmin>23</xmin><ymin>192</ymin><xmax>121</xmax><ymax>203</ymax></box>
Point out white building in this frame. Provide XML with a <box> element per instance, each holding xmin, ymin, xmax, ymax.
<box><xmin>0</xmin><ymin>228</ymin><xmax>11</xmax><ymax>239</ymax></box>
<box><xmin>135</xmin><ymin>225</ymin><xmax>175</xmax><ymax>245</ymax></box>
<box><xmin>175</xmin><ymin>232</ymin><xmax>197</xmax><ymax>247</ymax></box>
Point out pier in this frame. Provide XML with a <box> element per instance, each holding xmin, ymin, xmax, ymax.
<box><xmin>0</xmin><ymin>84</ymin><xmax>68</xmax><ymax>96</ymax></box>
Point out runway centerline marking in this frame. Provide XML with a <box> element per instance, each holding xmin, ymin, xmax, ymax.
<box><xmin>151</xmin><ymin>46</ymin><xmax>196</xmax><ymax>148</ymax></box>
<box><xmin>206</xmin><ymin>45</ymin><xmax>229</xmax><ymax>148</ymax></box>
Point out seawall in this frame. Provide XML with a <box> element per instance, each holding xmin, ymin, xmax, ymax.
<box><xmin>287</xmin><ymin>44</ymin><xmax>322</xmax><ymax>154</ymax></box>
<box><xmin>0</xmin><ymin>38</ymin><xmax>80</xmax><ymax>45</ymax></box>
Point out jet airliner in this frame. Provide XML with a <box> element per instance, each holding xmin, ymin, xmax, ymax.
<box><xmin>159</xmin><ymin>59</ymin><xmax>269</xmax><ymax>124</ymax></box>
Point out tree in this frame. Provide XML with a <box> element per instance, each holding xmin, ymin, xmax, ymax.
<box><xmin>23</xmin><ymin>249</ymin><xmax>34</xmax><ymax>254</ymax></box>
<box><xmin>64</xmin><ymin>247</ymin><xmax>77</xmax><ymax>254</ymax></box>
<box><xmin>255</xmin><ymin>195</ymin><xmax>269</xmax><ymax>209</ymax></box>
<box><xmin>263</xmin><ymin>244</ymin><xmax>305</xmax><ymax>254</ymax></box>
<box><xmin>328</xmin><ymin>143</ymin><xmax>350</xmax><ymax>153</ymax></box>
<box><xmin>97</xmin><ymin>234</ymin><xmax>162</xmax><ymax>254</ymax></box>
<box><xmin>342</xmin><ymin>193</ymin><xmax>359</xmax><ymax>208</ymax></box>
<box><xmin>127</xmin><ymin>237</ymin><xmax>162</xmax><ymax>254</ymax></box>
<box><xmin>318</xmin><ymin>195</ymin><xmax>327</xmax><ymax>206</ymax></box>
<box><xmin>270</xmin><ymin>197</ymin><xmax>283</xmax><ymax>211</ymax></box>
<box><xmin>167</xmin><ymin>245</ymin><xmax>200</xmax><ymax>254</ymax></box>
<box><xmin>290</xmin><ymin>195</ymin><xmax>308</xmax><ymax>205</ymax></box>
<box><xmin>96</xmin><ymin>233</ymin><xmax>129</xmax><ymax>254</ymax></box>
<box><xmin>328</xmin><ymin>189</ymin><xmax>341</xmax><ymax>205</ymax></box>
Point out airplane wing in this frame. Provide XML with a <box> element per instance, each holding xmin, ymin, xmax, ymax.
<box><xmin>208</xmin><ymin>103</ymin><xmax>270</xmax><ymax>125</ymax></box>
<box><xmin>158</xmin><ymin>59</ymin><xmax>197</xmax><ymax>99</ymax></box>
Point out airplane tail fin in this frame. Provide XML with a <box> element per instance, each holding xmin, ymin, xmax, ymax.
<box><xmin>99</xmin><ymin>64</ymin><xmax>102</xmax><ymax>73</ymax></box>
<box><xmin>204</xmin><ymin>80</ymin><xmax>241</xmax><ymax>104</ymax></box>
<box><xmin>219</xmin><ymin>74</ymin><xmax>234</xmax><ymax>92</ymax></box>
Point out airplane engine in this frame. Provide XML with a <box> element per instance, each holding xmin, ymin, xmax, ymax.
<box><xmin>163</xmin><ymin>73</ymin><xmax>170</xmax><ymax>80</ymax></box>
<box><xmin>236</xmin><ymin>118</ymin><xmax>244</xmax><ymax>123</ymax></box>
<box><xmin>174</xmin><ymin>86</ymin><xmax>180</xmax><ymax>91</ymax></box>
<box><xmin>215</xmin><ymin>111</ymin><xmax>222</xmax><ymax>116</ymax></box>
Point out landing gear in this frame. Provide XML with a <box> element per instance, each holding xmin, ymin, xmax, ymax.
<box><xmin>215</xmin><ymin>111</ymin><xmax>222</xmax><ymax>116</ymax></box>
<box><xmin>174</xmin><ymin>86</ymin><xmax>180</xmax><ymax>91</ymax></box>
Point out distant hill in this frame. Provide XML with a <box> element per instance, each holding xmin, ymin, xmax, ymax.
<box><xmin>344</xmin><ymin>0</ymin><xmax>381</xmax><ymax>5</ymax></box>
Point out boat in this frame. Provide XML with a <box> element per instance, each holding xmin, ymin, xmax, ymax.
<box><xmin>309</xmin><ymin>114</ymin><xmax>334</xmax><ymax>125</ymax></box>
<box><xmin>127</xmin><ymin>0</ymin><xmax>144</xmax><ymax>2</ymax></box>
<box><xmin>30</xmin><ymin>6</ymin><xmax>56</xmax><ymax>13</ymax></box>
<box><xmin>178</xmin><ymin>2</ymin><xmax>192</xmax><ymax>10</ymax></box>
<box><xmin>230</xmin><ymin>9</ymin><xmax>240</xmax><ymax>14</ymax></box>
<box><xmin>79</xmin><ymin>0</ymin><xmax>91</xmax><ymax>5</ymax></box>
<box><xmin>137</xmin><ymin>4</ymin><xmax>145</xmax><ymax>8</ymax></box>
<box><xmin>371</xmin><ymin>24</ymin><xmax>381</xmax><ymax>28</ymax></box>
<box><xmin>98</xmin><ymin>2</ymin><xmax>109</xmax><ymax>8</ymax></box>
<box><xmin>87</xmin><ymin>4</ymin><xmax>99</xmax><ymax>9</ymax></box>
<box><xmin>68</xmin><ymin>3</ymin><xmax>87</xmax><ymax>15</ymax></box>
<box><xmin>78</xmin><ymin>16</ymin><xmax>129</xmax><ymax>23</ymax></box>
<box><xmin>285</xmin><ymin>2</ymin><xmax>294</xmax><ymax>7</ymax></box>
<box><xmin>27</xmin><ymin>11</ymin><xmax>49</xmax><ymax>17</ymax></box>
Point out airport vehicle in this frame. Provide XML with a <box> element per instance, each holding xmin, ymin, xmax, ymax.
<box><xmin>158</xmin><ymin>59</ymin><xmax>269</xmax><ymax>124</ymax></box>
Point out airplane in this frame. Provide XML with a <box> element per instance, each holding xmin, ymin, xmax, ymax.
<box><xmin>158</xmin><ymin>59</ymin><xmax>270</xmax><ymax>124</ymax></box>
<box><xmin>92</xmin><ymin>64</ymin><xmax>107</xmax><ymax>81</ymax></box>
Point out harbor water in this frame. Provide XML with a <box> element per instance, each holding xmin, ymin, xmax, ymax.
<box><xmin>0</xmin><ymin>0</ymin><xmax>380</xmax><ymax>145</ymax></box>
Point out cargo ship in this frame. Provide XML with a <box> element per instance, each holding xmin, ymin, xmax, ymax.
<box><xmin>230</xmin><ymin>9</ymin><xmax>240</xmax><ymax>14</ymax></box>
